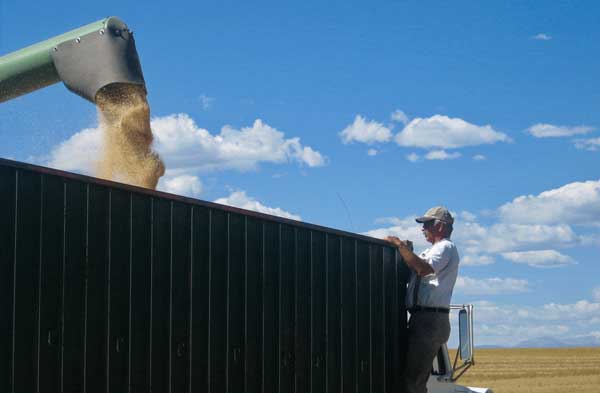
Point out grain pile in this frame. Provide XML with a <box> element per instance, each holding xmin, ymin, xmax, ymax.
<box><xmin>95</xmin><ymin>83</ymin><xmax>164</xmax><ymax>189</ymax></box>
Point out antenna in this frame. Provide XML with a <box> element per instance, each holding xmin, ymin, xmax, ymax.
<box><xmin>336</xmin><ymin>191</ymin><xmax>355</xmax><ymax>232</ymax></box>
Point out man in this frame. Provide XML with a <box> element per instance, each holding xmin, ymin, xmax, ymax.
<box><xmin>385</xmin><ymin>206</ymin><xmax>459</xmax><ymax>393</ymax></box>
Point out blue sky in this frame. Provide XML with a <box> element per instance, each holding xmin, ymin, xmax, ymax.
<box><xmin>2</xmin><ymin>1</ymin><xmax>600</xmax><ymax>347</ymax></box>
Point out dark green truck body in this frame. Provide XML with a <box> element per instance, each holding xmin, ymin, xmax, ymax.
<box><xmin>0</xmin><ymin>157</ymin><xmax>410</xmax><ymax>393</ymax></box>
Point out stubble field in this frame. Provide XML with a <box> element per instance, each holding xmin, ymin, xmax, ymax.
<box><xmin>449</xmin><ymin>347</ymin><xmax>600</xmax><ymax>393</ymax></box>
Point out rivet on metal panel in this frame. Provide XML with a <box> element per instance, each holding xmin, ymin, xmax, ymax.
<box><xmin>75</xmin><ymin>37</ymin><xmax>81</xmax><ymax>43</ymax></box>
<box><xmin>284</xmin><ymin>352</ymin><xmax>294</xmax><ymax>368</ymax></box>
<box><xmin>360</xmin><ymin>360</ymin><xmax>368</xmax><ymax>373</ymax></box>
<box><xmin>99</xmin><ymin>29</ymin><xmax>105</xmax><ymax>35</ymax></box>
<box><xmin>233</xmin><ymin>347</ymin><xmax>242</xmax><ymax>363</ymax></box>
<box><xmin>116</xmin><ymin>337</ymin><xmax>124</xmax><ymax>353</ymax></box>
<box><xmin>177</xmin><ymin>342</ymin><xmax>186</xmax><ymax>358</ymax></box>
<box><xmin>282</xmin><ymin>352</ymin><xmax>288</xmax><ymax>367</ymax></box>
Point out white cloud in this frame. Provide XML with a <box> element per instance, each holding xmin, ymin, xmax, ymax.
<box><xmin>296</xmin><ymin>145</ymin><xmax>326</xmax><ymax>167</ymax></box>
<box><xmin>158</xmin><ymin>174</ymin><xmax>202</xmax><ymax>197</ymax></box>
<box><xmin>366</xmin><ymin>215</ymin><xmax>429</xmax><ymax>250</ymax></box>
<box><xmin>395</xmin><ymin>115</ymin><xmax>510</xmax><ymax>149</ymax></box>
<box><xmin>533</xmin><ymin>33</ymin><xmax>552</xmax><ymax>41</ymax></box>
<box><xmin>455</xmin><ymin>276</ymin><xmax>530</xmax><ymax>295</ymax></box>
<box><xmin>406</xmin><ymin>152</ymin><xmax>420</xmax><ymax>162</ymax></box>
<box><xmin>339</xmin><ymin>115</ymin><xmax>392</xmax><ymax>145</ymax></box>
<box><xmin>498</xmin><ymin>179</ymin><xmax>600</xmax><ymax>226</ymax></box>
<box><xmin>214</xmin><ymin>191</ymin><xmax>301</xmax><ymax>221</ymax></box>
<box><xmin>574</xmin><ymin>137</ymin><xmax>600</xmax><ymax>151</ymax></box>
<box><xmin>541</xmin><ymin>300</ymin><xmax>600</xmax><ymax>317</ymax></box>
<box><xmin>473</xmin><ymin>154</ymin><xmax>486</xmax><ymax>161</ymax></box>
<box><xmin>460</xmin><ymin>211</ymin><xmax>477</xmax><ymax>222</ymax></box>
<box><xmin>199</xmin><ymin>94</ymin><xmax>214</xmax><ymax>110</ymax></box>
<box><xmin>501</xmin><ymin>250</ymin><xmax>576</xmax><ymax>268</ymax></box>
<box><xmin>472</xmin><ymin>300</ymin><xmax>600</xmax><ymax>325</ymax></box>
<box><xmin>46</xmin><ymin>126</ymin><xmax>102</xmax><ymax>174</ymax></box>
<box><xmin>390</xmin><ymin>109</ymin><xmax>409</xmax><ymax>125</ymax></box>
<box><xmin>153</xmin><ymin>115</ymin><xmax>326</xmax><ymax>172</ymax></box>
<box><xmin>593</xmin><ymin>287</ymin><xmax>600</xmax><ymax>302</ymax></box>
<box><xmin>458</xmin><ymin>300</ymin><xmax>600</xmax><ymax>347</ymax></box>
<box><xmin>367</xmin><ymin>148</ymin><xmax>378</xmax><ymax>156</ymax></box>
<box><xmin>459</xmin><ymin>222</ymin><xmax>582</xmax><ymax>254</ymax></box>
<box><xmin>366</xmin><ymin>212</ymin><xmax>586</xmax><ymax>263</ymax></box>
<box><xmin>424</xmin><ymin>150</ymin><xmax>461</xmax><ymax>160</ymax></box>
<box><xmin>526</xmin><ymin>123</ymin><xmax>594</xmax><ymax>138</ymax></box>
<box><xmin>461</xmin><ymin>254</ymin><xmax>495</xmax><ymax>266</ymax></box>
<box><xmin>42</xmin><ymin>114</ymin><xmax>326</xmax><ymax>204</ymax></box>
<box><xmin>367</xmin><ymin>214</ymin><xmax>582</xmax><ymax>256</ymax></box>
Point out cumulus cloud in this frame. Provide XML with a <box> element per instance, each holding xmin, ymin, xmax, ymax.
<box><xmin>395</xmin><ymin>115</ymin><xmax>510</xmax><ymax>149</ymax></box>
<box><xmin>574</xmin><ymin>137</ymin><xmax>600</xmax><ymax>151</ymax></box>
<box><xmin>367</xmin><ymin>148</ymin><xmax>378</xmax><ymax>156</ymax></box>
<box><xmin>46</xmin><ymin>126</ymin><xmax>102</xmax><ymax>174</ymax></box>
<box><xmin>340</xmin><ymin>113</ymin><xmax>509</xmax><ymax>162</ymax></box>
<box><xmin>455</xmin><ymin>276</ymin><xmax>530</xmax><ymax>295</ymax></box>
<box><xmin>526</xmin><ymin>123</ymin><xmax>594</xmax><ymax>138</ymax></box>
<box><xmin>424</xmin><ymin>150</ymin><xmax>461</xmax><ymax>160</ymax></box>
<box><xmin>472</xmin><ymin>300</ymin><xmax>600</xmax><ymax>325</ymax></box>
<box><xmin>533</xmin><ymin>33</ymin><xmax>552</xmax><ymax>41</ymax></box>
<box><xmin>366</xmin><ymin>211</ymin><xmax>587</xmax><ymax>265</ymax></box>
<box><xmin>461</xmin><ymin>254</ymin><xmax>495</xmax><ymax>266</ymax></box>
<box><xmin>498</xmin><ymin>179</ymin><xmax>600</xmax><ymax>226</ymax></box>
<box><xmin>406</xmin><ymin>152</ymin><xmax>420</xmax><ymax>162</ymax></box>
<box><xmin>472</xmin><ymin>154</ymin><xmax>486</xmax><ymax>161</ymax></box>
<box><xmin>458</xmin><ymin>222</ymin><xmax>582</xmax><ymax>254</ymax></box>
<box><xmin>501</xmin><ymin>250</ymin><xmax>576</xmax><ymax>268</ymax></box>
<box><xmin>153</xmin><ymin>115</ymin><xmax>326</xmax><ymax>172</ymax></box>
<box><xmin>372</xmin><ymin>215</ymin><xmax>582</xmax><ymax>254</ymax></box>
<box><xmin>45</xmin><ymin>113</ymin><xmax>326</xmax><ymax>177</ymax></box>
<box><xmin>460</xmin><ymin>300</ymin><xmax>600</xmax><ymax>347</ymax></box>
<box><xmin>158</xmin><ymin>174</ymin><xmax>203</xmax><ymax>197</ymax></box>
<box><xmin>460</xmin><ymin>211</ymin><xmax>477</xmax><ymax>222</ymax></box>
<box><xmin>390</xmin><ymin>109</ymin><xmax>409</xmax><ymax>125</ymax></box>
<box><xmin>366</xmin><ymin>216</ymin><xmax>429</xmax><ymax>250</ymax></box>
<box><xmin>214</xmin><ymin>190</ymin><xmax>301</xmax><ymax>221</ymax></box>
<box><xmin>339</xmin><ymin>115</ymin><xmax>392</xmax><ymax>144</ymax></box>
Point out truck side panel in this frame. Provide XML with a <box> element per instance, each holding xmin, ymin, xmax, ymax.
<box><xmin>0</xmin><ymin>159</ymin><xmax>410</xmax><ymax>393</ymax></box>
<box><xmin>0</xmin><ymin>166</ymin><xmax>16</xmax><ymax>393</ymax></box>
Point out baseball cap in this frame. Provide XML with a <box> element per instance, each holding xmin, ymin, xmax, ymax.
<box><xmin>415</xmin><ymin>206</ymin><xmax>454</xmax><ymax>225</ymax></box>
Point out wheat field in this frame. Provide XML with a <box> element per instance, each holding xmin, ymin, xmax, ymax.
<box><xmin>449</xmin><ymin>347</ymin><xmax>600</xmax><ymax>393</ymax></box>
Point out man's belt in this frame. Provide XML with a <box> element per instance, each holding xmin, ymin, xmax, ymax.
<box><xmin>409</xmin><ymin>306</ymin><xmax>450</xmax><ymax>314</ymax></box>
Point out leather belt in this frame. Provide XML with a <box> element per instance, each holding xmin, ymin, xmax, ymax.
<box><xmin>409</xmin><ymin>306</ymin><xmax>450</xmax><ymax>314</ymax></box>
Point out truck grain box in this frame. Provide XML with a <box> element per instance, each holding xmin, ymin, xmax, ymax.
<box><xmin>0</xmin><ymin>157</ymin><xmax>411</xmax><ymax>393</ymax></box>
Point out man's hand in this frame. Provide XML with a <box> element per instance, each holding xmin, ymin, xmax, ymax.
<box><xmin>384</xmin><ymin>236</ymin><xmax>413</xmax><ymax>251</ymax></box>
<box><xmin>385</xmin><ymin>236</ymin><xmax>432</xmax><ymax>276</ymax></box>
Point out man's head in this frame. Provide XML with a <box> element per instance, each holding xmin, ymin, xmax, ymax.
<box><xmin>415</xmin><ymin>206</ymin><xmax>454</xmax><ymax>243</ymax></box>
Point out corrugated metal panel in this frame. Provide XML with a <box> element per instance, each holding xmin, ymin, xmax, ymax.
<box><xmin>0</xmin><ymin>158</ymin><xmax>411</xmax><ymax>393</ymax></box>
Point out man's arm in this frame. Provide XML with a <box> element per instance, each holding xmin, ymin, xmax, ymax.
<box><xmin>384</xmin><ymin>236</ymin><xmax>434</xmax><ymax>277</ymax></box>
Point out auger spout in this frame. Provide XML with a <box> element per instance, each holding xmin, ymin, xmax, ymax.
<box><xmin>0</xmin><ymin>16</ymin><xmax>145</xmax><ymax>103</ymax></box>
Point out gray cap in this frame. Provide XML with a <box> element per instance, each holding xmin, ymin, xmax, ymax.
<box><xmin>415</xmin><ymin>206</ymin><xmax>454</xmax><ymax>225</ymax></box>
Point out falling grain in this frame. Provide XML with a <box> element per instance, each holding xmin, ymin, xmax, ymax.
<box><xmin>95</xmin><ymin>83</ymin><xmax>164</xmax><ymax>189</ymax></box>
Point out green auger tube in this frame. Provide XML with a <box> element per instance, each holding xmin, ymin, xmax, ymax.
<box><xmin>0</xmin><ymin>16</ymin><xmax>145</xmax><ymax>103</ymax></box>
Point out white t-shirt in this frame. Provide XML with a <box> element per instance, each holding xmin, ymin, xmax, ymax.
<box><xmin>406</xmin><ymin>238</ymin><xmax>459</xmax><ymax>309</ymax></box>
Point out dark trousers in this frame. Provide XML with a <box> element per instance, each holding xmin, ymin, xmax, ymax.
<box><xmin>403</xmin><ymin>311</ymin><xmax>451</xmax><ymax>393</ymax></box>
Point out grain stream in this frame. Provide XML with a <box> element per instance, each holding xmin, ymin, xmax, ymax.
<box><xmin>95</xmin><ymin>83</ymin><xmax>164</xmax><ymax>189</ymax></box>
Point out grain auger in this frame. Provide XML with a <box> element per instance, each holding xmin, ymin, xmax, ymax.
<box><xmin>0</xmin><ymin>16</ymin><xmax>145</xmax><ymax>104</ymax></box>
